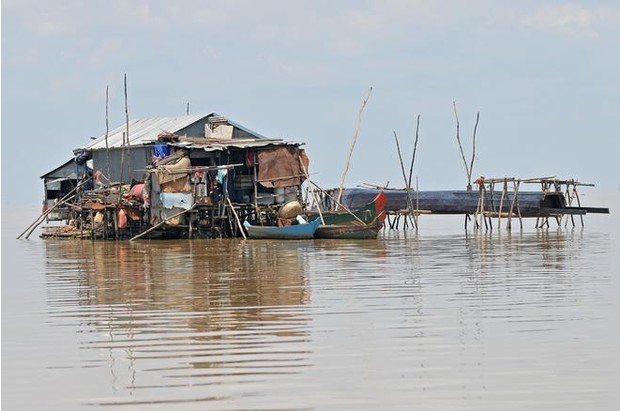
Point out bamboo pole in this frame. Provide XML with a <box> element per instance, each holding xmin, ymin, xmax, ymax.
<box><xmin>124</xmin><ymin>73</ymin><xmax>130</xmax><ymax>147</ymax></box>
<box><xmin>105</xmin><ymin>85</ymin><xmax>111</xmax><ymax>182</ymax></box>
<box><xmin>564</xmin><ymin>184</ymin><xmax>575</xmax><ymax>228</ymax></box>
<box><xmin>118</xmin><ymin>75</ymin><xmax>130</xmax><ymax>184</ymax></box>
<box><xmin>469</xmin><ymin>112</ymin><xmax>480</xmax><ymax>188</ymax></box>
<box><xmin>114</xmin><ymin>74</ymin><xmax>131</xmax><ymax>240</ymax></box>
<box><xmin>393</xmin><ymin>131</ymin><xmax>415</xmax><ymax>229</ymax></box>
<box><xmin>226</xmin><ymin>196</ymin><xmax>246</xmax><ymax>239</ymax></box>
<box><xmin>407</xmin><ymin>114</ymin><xmax>421</xmax><ymax>192</ymax></box>
<box><xmin>452</xmin><ymin>101</ymin><xmax>479</xmax><ymax>191</ymax></box>
<box><xmin>393</xmin><ymin>131</ymin><xmax>409</xmax><ymax>191</ymax></box>
<box><xmin>18</xmin><ymin>180</ymin><xmax>87</xmax><ymax>239</ymax></box>
<box><xmin>307</xmin><ymin>180</ymin><xmax>366</xmax><ymax>226</ymax></box>
<box><xmin>507</xmin><ymin>181</ymin><xmax>516</xmax><ymax>230</ymax></box>
<box><xmin>129</xmin><ymin>206</ymin><xmax>194</xmax><ymax>241</ymax></box>
<box><xmin>573</xmin><ymin>185</ymin><xmax>585</xmax><ymax>227</ymax></box>
<box><xmin>408</xmin><ymin>115</ymin><xmax>421</xmax><ymax>228</ymax></box>
<box><xmin>498</xmin><ymin>179</ymin><xmax>507</xmax><ymax>229</ymax></box>
<box><xmin>415</xmin><ymin>176</ymin><xmax>420</xmax><ymax>230</ymax></box>
<box><xmin>515</xmin><ymin>181</ymin><xmax>523</xmax><ymax>229</ymax></box>
<box><xmin>337</xmin><ymin>86</ymin><xmax>373</xmax><ymax>206</ymax></box>
<box><xmin>19</xmin><ymin>194</ymin><xmax>78</xmax><ymax>239</ymax></box>
<box><xmin>453</xmin><ymin>101</ymin><xmax>469</xmax><ymax>190</ymax></box>
<box><xmin>253</xmin><ymin>159</ymin><xmax>259</xmax><ymax>220</ymax></box>
<box><xmin>298</xmin><ymin>156</ymin><xmax>324</xmax><ymax>224</ymax></box>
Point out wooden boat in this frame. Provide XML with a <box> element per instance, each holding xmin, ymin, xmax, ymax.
<box><xmin>338</xmin><ymin>188</ymin><xmax>609</xmax><ymax>217</ymax></box>
<box><xmin>311</xmin><ymin>192</ymin><xmax>387</xmax><ymax>239</ymax></box>
<box><xmin>314</xmin><ymin>220</ymin><xmax>383</xmax><ymax>239</ymax></box>
<box><xmin>243</xmin><ymin>218</ymin><xmax>321</xmax><ymax>240</ymax></box>
<box><xmin>310</xmin><ymin>191</ymin><xmax>388</xmax><ymax>225</ymax></box>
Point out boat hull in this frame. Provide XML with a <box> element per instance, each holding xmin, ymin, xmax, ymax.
<box><xmin>315</xmin><ymin>223</ymin><xmax>382</xmax><ymax>239</ymax></box>
<box><xmin>243</xmin><ymin>218</ymin><xmax>320</xmax><ymax>240</ymax></box>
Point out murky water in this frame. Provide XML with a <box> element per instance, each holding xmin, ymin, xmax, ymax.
<box><xmin>3</xmin><ymin>195</ymin><xmax>620</xmax><ymax>410</ymax></box>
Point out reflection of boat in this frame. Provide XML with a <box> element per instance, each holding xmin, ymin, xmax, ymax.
<box><xmin>243</xmin><ymin>218</ymin><xmax>321</xmax><ymax>240</ymax></box>
<box><xmin>315</xmin><ymin>221</ymin><xmax>383</xmax><ymax>239</ymax></box>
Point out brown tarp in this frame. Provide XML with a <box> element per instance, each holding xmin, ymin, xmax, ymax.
<box><xmin>156</xmin><ymin>155</ymin><xmax>192</xmax><ymax>192</ymax></box>
<box><xmin>258</xmin><ymin>147</ymin><xmax>309</xmax><ymax>188</ymax></box>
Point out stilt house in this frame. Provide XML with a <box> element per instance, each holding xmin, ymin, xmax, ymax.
<box><xmin>41</xmin><ymin>113</ymin><xmax>309</xmax><ymax>239</ymax></box>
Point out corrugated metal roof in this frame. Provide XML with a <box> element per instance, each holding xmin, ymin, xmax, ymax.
<box><xmin>81</xmin><ymin>114</ymin><xmax>210</xmax><ymax>150</ymax></box>
<box><xmin>169</xmin><ymin>139</ymin><xmax>302</xmax><ymax>152</ymax></box>
<box><xmin>40</xmin><ymin>158</ymin><xmax>76</xmax><ymax>179</ymax></box>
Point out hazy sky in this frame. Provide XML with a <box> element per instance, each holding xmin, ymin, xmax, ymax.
<box><xmin>2</xmin><ymin>1</ymin><xmax>620</xmax><ymax>205</ymax></box>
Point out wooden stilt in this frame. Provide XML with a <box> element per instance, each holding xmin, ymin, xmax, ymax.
<box><xmin>226</xmin><ymin>196</ymin><xmax>246</xmax><ymax>239</ymax></box>
<box><xmin>498</xmin><ymin>179</ymin><xmax>507</xmax><ymax>229</ymax></box>
<box><xmin>129</xmin><ymin>207</ymin><xmax>194</xmax><ymax>241</ymax></box>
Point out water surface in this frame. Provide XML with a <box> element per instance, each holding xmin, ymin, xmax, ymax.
<box><xmin>3</xmin><ymin>195</ymin><xmax>619</xmax><ymax>410</ymax></box>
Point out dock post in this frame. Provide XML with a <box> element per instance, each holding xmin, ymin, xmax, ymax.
<box><xmin>573</xmin><ymin>183</ymin><xmax>585</xmax><ymax>227</ymax></box>
<box><xmin>498</xmin><ymin>179</ymin><xmax>507</xmax><ymax>230</ymax></box>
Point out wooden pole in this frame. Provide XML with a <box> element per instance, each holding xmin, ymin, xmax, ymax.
<box><xmin>573</xmin><ymin>185</ymin><xmax>585</xmax><ymax>227</ymax></box>
<box><xmin>453</xmin><ymin>101</ymin><xmax>470</xmax><ymax>190</ymax></box>
<box><xmin>19</xmin><ymin>194</ymin><xmax>77</xmax><ymax>239</ymax></box>
<box><xmin>124</xmin><ymin>73</ymin><xmax>130</xmax><ymax>146</ymax></box>
<box><xmin>393</xmin><ymin>131</ymin><xmax>415</xmax><ymax>229</ymax></box>
<box><xmin>498</xmin><ymin>179</ymin><xmax>507</xmax><ymax>229</ymax></box>
<box><xmin>407</xmin><ymin>114</ymin><xmax>421</xmax><ymax>191</ymax></box>
<box><xmin>18</xmin><ymin>180</ymin><xmax>87</xmax><ymax>239</ymax></box>
<box><xmin>337</xmin><ymin>86</ymin><xmax>373</xmax><ymax>206</ymax></box>
<box><xmin>453</xmin><ymin>102</ymin><xmax>479</xmax><ymax>191</ymax></box>
<box><xmin>415</xmin><ymin>176</ymin><xmax>420</xmax><ymax>230</ymax></box>
<box><xmin>129</xmin><ymin>207</ymin><xmax>194</xmax><ymax>241</ymax></box>
<box><xmin>298</xmin><ymin>155</ymin><xmax>325</xmax><ymax>224</ymax></box>
<box><xmin>515</xmin><ymin>181</ymin><xmax>523</xmax><ymax>229</ymax></box>
<box><xmin>105</xmin><ymin>85</ymin><xmax>111</xmax><ymax>182</ymax></box>
<box><xmin>115</xmin><ymin>74</ymin><xmax>131</xmax><ymax>239</ymax></box>
<box><xmin>253</xmin><ymin>158</ymin><xmax>260</xmax><ymax>220</ymax></box>
<box><xmin>393</xmin><ymin>132</ymin><xmax>411</xmax><ymax>202</ymax></box>
<box><xmin>226</xmin><ymin>195</ymin><xmax>246</xmax><ymax>239</ymax></box>
<box><xmin>307</xmin><ymin>180</ymin><xmax>366</xmax><ymax>226</ymax></box>
<box><xmin>468</xmin><ymin>112</ymin><xmax>480</xmax><ymax>189</ymax></box>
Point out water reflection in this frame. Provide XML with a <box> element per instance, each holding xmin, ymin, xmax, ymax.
<box><xmin>43</xmin><ymin>239</ymin><xmax>314</xmax><ymax>407</ymax></box>
<box><xmin>33</xmin><ymin>228</ymin><xmax>615</xmax><ymax>410</ymax></box>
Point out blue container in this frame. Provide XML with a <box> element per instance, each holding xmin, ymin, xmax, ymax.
<box><xmin>153</xmin><ymin>144</ymin><xmax>171</xmax><ymax>159</ymax></box>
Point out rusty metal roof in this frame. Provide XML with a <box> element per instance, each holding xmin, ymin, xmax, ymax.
<box><xmin>79</xmin><ymin>113</ymin><xmax>270</xmax><ymax>151</ymax></box>
<box><xmin>80</xmin><ymin>114</ymin><xmax>212</xmax><ymax>150</ymax></box>
<box><xmin>169</xmin><ymin>138</ymin><xmax>303</xmax><ymax>152</ymax></box>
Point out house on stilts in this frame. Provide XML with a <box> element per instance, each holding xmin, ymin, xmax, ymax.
<box><xmin>40</xmin><ymin>113</ymin><xmax>310</xmax><ymax>239</ymax></box>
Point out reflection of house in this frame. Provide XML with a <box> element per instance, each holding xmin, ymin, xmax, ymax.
<box><xmin>41</xmin><ymin>113</ymin><xmax>309</xmax><ymax>239</ymax></box>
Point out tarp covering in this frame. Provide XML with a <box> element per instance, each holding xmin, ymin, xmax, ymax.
<box><xmin>258</xmin><ymin>147</ymin><xmax>309</xmax><ymax>188</ymax></box>
<box><xmin>160</xmin><ymin>192</ymin><xmax>194</xmax><ymax>210</ymax></box>
<box><xmin>156</xmin><ymin>154</ymin><xmax>192</xmax><ymax>192</ymax></box>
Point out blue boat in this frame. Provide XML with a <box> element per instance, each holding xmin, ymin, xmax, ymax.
<box><xmin>243</xmin><ymin>218</ymin><xmax>321</xmax><ymax>240</ymax></box>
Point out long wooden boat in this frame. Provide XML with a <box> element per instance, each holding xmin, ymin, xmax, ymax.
<box><xmin>243</xmin><ymin>218</ymin><xmax>321</xmax><ymax>240</ymax></box>
<box><xmin>338</xmin><ymin>188</ymin><xmax>609</xmax><ymax>217</ymax></box>
<box><xmin>314</xmin><ymin>221</ymin><xmax>383</xmax><ymax>239</ymax></box>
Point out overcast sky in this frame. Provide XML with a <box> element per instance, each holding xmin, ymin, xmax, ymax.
<box><xmin>2</xmin><ymin>0</ymin><xmax>620</xmax><ymax>205</ymax></box>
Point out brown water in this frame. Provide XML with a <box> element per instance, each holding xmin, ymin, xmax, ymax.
<box><xmin>3</xmin><ymin>195</ymin><xmax>620</xmax><ymax>410</ymax></box>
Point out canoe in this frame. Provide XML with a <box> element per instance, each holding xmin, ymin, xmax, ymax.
<box><xmin>243</xmin><ymin>218</ymin><xmax>321</xmax><ymax>240</ymax></box>
<box><xmin>314</xmin><ymin>221</ymin><xmax>383</xmax><ymax>239</ymax></box>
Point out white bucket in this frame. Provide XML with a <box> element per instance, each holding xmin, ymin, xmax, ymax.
<box><xmin>284</xmin><ymin>186</ymin><xmax>298</xmax><ymax>202</ymax></box>
<box><xmin>275</xmin><ymin>187</ymin><xmax>285</xmax><ymax>203</ymax></box>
